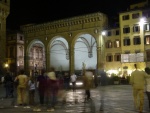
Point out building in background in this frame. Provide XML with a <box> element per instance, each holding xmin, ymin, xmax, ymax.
<box><xmin>6</xmin><ymin>30</ymin><xmax>24</xmax><ymax>76</ymax></box>
<box><xmin>6</xmin><ymin>30</ymin><xmax>46</xmax><ymax>76</ymax></box>
<box><xmin>0</xmin><ymin>0</ymin><xmax>10</xmax><ymax>75</ymax></box>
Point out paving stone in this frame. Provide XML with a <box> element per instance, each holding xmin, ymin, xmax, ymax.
<box><xmin>0</xmin><ymin>84</ymin><xmax>149</xmax><ymax>113</ymax></box>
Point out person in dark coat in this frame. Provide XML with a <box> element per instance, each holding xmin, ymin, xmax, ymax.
<box><xmin>63</xmin><ymin>72</ymin><xmax>70</xmax><ymax>90</ymax></box>
<box><xmin>46</xmin><ymin>67</ymin><xmax>59</xmax><ymax>112</ymax></box>
<box><xmin>4</xmin><ymin>72</ymin><xmax>14</xmax><ymax>98</ymax></box>
<box><xmin>37</xmin><ymin>72</ymin><xmax>47</xmax><ymax>106</ymax></box>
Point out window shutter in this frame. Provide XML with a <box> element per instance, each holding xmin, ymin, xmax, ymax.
<box><xmin>144</xmin><ymin>36</ymin><xmax>146</xmax><ymax>44</ymax></box>
<box><xmin>127</xmin><ymin>39</ymin><xmax>130</xmax><ymax>45</ymax></box>
<box><xmin>111</xmin><ymin>55</ymin><xmax>113</xmax><ymax>62</ymax></box>
<box><xmin>123</xmin><ymin>39</ymin><xmax>125</xmax><ymax>46</ymax></box>
<box><xmin>105</xmin><ymin>42</ymin><xmax>107</xmax><ymax>48</ymax></box>
<box><xmin>138</xmin><ymin>26</ymin><xmax>140</xmax><ymax>32</ymax></box>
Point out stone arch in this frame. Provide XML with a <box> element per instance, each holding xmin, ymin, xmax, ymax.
<box><xmin>47</xmin><ymin>36</ymin><xmax>69</xmax><ymax>71</ymax></box>
<box><xmin>72</xmin><ymin>33</ymin><xmax>97</xmax><ymax>72</ymax></box>
<box><xmin>26</xmin><ymin>39</ymin><xmax>46</xmax><ymax>76</ymax></box>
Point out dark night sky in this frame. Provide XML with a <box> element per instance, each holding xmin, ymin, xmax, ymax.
<box><xmin>6</xmin><ymin>0</ymin><xmax>144</xmax><ymax>30</ymax></box>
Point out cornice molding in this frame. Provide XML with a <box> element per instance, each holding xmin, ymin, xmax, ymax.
<box><xmin>21</xmin><ymin>12</ymin><xmax>106</xmax><ymax>33</ymax></box>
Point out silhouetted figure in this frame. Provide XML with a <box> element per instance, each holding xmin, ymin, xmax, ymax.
<box><xmin>37</xmin><ymin>72</ymin><xmax>47</xmax><ymax>106</ymax></box>
<box><xmin>63</xmin><ymin>72</ymin><xmax>70</xmax><ymax>90</ymax></box>
<box><xmin>4</xmin><ymin>72</ymin><xmax>14</xmax><ymax>98</ymax></box>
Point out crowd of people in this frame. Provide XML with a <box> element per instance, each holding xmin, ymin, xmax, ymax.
<box><xmin>1</xmin><ymin>64</ymin><xmax>150</xmax><ymax>113</ymax></box>
<box><xmin>1</xmin><ymin>67</ymin><xmax>80</xmax><ymax>111</ymax></box>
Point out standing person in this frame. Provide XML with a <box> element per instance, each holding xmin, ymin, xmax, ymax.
<box><xmin>97</xmin><ymin>63</ymin><xmax>107</xmax><ymax>111</ymax></box>
<box><xmin>63</xmin><ymin>72</ymin><xmax>70</xmax><ymax>90</ymax></box>
<box><xmin>14</xmin><ymin>69</ymin><xmax>28</xmax><ymax>107</ymax></box>
<box><xmin>47</xmin><ymin>67</ymin><xmax>59</xmax><ymax>112</ymax></box>
<box><xmin>33</xmin><ymin>70</ymin><xmax>47</xmax><ymax>111</ymax></box>
<box><xmin>130</xmin><ymin>64</ymin><xmax>150</xmax><ymax>113</ymax></box>
<box><xmin>98</xmin><ymin>69</ymin><xmax>107</xmax><ymax>86</ymax></box>
<box><xmin>28</xmin><ymin>77</ymin><xmax>36</xmax><ymax>106</ymax></box>
<box><xmin>70</xmin><ymin>72</ymin><xmax>77</xmax><ymax>92</ymax></box>
<box><xmin>83</xmin><ymin>69</ymin><xmax>94</xmax><ymax>102</ymax></box>
<box><xmin>145</xmin><ymin>67</ymin><xmax>150</xmax><ymax>111</ymax></box>
<box><xmin>4</xmin><ymin>72</ymin><xmax>14</xmax><ymax>98</ymax></box>
<box><xmin>37</xmin><ymin>71</ymin><xmax>47</xmax><ymax>106</ymax></box>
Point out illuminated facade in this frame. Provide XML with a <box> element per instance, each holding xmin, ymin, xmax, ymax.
<box><xmin>6</xmin><ymin>1</ymin><xmax>150</xmax><ymax>77</ymax></box>
<box><xmin>6</xmin><ymin>30</ymin><xmax>46</xmax><ymax>76</ymax></box>
<box><xmin>21</xmin><ymin>13</ymin><xmax>108</xmax><ymax>75</ymax></box>
<box><xmin>18</xmin><ymin>1</ymin><xmax>150</xmax><ymax>76</ymax></box>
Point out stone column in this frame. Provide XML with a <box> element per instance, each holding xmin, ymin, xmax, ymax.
<box><xmin>69</xmin><ymin>44</ymin><xmax>74</xmax><ymax>74</ymax></box>
<box><xmin>97</xmin><ymin>34</ymin><xmax>105</xmax><ymax>70</ymax></box>
<box><xmin>45</xmin><ymin>48</ymin><xmax>50</xmax><ymax>71</ymax></box>
<box><xmin>24</xmin><ymin>55</ymin><xmax>29</xmax><ymax>75</ymax></box>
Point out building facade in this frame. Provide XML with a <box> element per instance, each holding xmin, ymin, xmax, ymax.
<box><xmin>6</xmin><ymin>30</ymin><xmax>25</xmax><ymax>75</ymax></box>
<box><xmin>0</xmin><ymin>0</ymin><xmax>10</xmax><ymax>74</ymax></box>
<box><xmin>6</xmin><ymin>1</ymin><xmax>150</xmax><ymax>77</ymax></box>
<box><xmin>21</xmin><ymin>13</ymin><xmax>108</xmax><ymax>76</ymax></box>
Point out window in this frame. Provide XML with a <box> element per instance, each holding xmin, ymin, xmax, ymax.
<box><xmin>133</xmin><ymin>36</ymin><xmax>141</xmax><ymax>45</ymax></box>
<box><xmin>125</xmin><ymin>51</ymin><xmax>130</xmax><ymax>54</ymax></box>
<box><xmin>123</xmin><ymin>27</ymin><xmax>130</xmax><ymax>33</ymax></box>
<box><xmin>122</xmin><ymin>15</ymin><xmax>129</xmax><ymax>20</ymax></box>
<box><xmin>115</xmin><ymin>30</ymin><xmax>119</xmax><ymax>35</ymax></box>
<box><xmin>133</xmin><ymin>25</ymin><xmax>140</xmax><ymax>32</ymax></box>
<box><xmin>135</xmin><ymin>50</ymin><xmax>140</xmax><ymax>53</ymax></box>
<box><xmin>114</xmin><ymin>40</ymin><xmax>120</xmax><ymax>48</ymax></box>
<box><xmin>106</xmin><ymin>55</ymin><xmax>113</xmax><ymax>62</ymax></box>
<box><xmin>121</xmin><ymin>54</ymin><xmax>129</xmax><ymax>62</ymax></box>
<box><xmin>144</xmin><ymin>23</ymin><xmax>150</xmax><ymax>31</ymax></box>
<box><xmin>146</xmin><ymin>50</ymin><xmax>150</xmax><ymax>61</ymax></box>
<box><xmin>107</xmin><ymin>31</ymin><xmax>111</xmax><ymax>36</ymax></box>
<box><xmin>123</xmin><ymin>38</ymin><xmax>130</xmax><ymax>46</ymax></box>
<box><xmin>20</xmin><ymin>36</ymin><xmax>23</xmax><ymax>40</ymax></box>
<box><xmin>144</xmin><ymin>35</ymin><xmax>150</xmax><ymax>44</ymax></box>
<box><xmin>114</xmin><ymin>54</ymin><xmax>121</xmax><ymax>61</ymax></box>
<box><xmin>106</xmin><ymin>41</ymin><xmax>112</xmax><ymax>48</ymax></box>
<box><xmin>19</xmin><ymin>46</ymin><xmax>24</xmax><ymax>57</ymax></box>
<box><xmin>132</xmin><ymin>13</ymin><xmax>140</xmax><ymax>19</ymax></box>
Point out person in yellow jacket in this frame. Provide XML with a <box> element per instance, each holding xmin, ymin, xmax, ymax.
<box><xmin>130</xmin><ymin>64</ymin><xmax>150</xmax><ymax>113</ymax></box>
<box><xmin>83</xmin><ymin>69</ymin><xmax>94</xmax><ymax>102</ymax></box>
<box><xmin>14</xmin><ymin>69</ymin><xmax>29</xmax><ymax>108</ymax></box>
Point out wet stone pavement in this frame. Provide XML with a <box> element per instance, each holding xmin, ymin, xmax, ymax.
<box><xmin>0</xmin><ymin>84</ymin><xmax>149</xmax><ymax>113</ymax></box>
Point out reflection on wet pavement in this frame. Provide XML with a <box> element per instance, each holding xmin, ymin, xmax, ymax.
<box><xmin>0</xmin><ymin>85</ymin><xmax>150</xmax><ymax>113</ymax></box>
<box><xmin>59</xmin><ymin>89</ymin><xmax>95</xmax><ymax>113</ymax></box>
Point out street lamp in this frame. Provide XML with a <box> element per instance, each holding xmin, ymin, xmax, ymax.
<box><xmin>102</xmin><ymin>31</ymin><xmax>106</xmax><ymax>36</ymax></box>
<box><xmin>4</xmin><ymin>63</ymin><xmax>9</xmax><ymax>72</ymax></box>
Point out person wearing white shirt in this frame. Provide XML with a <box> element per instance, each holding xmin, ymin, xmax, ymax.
<box><xmin>28</xmin><ymin>77</ymin><xmax>36</xmax><ymax>106</ymax></box>
<box><xmin>70</xmin><ymin>73</ymin><xmax>77</xmax><ymax>91</ymax></box>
